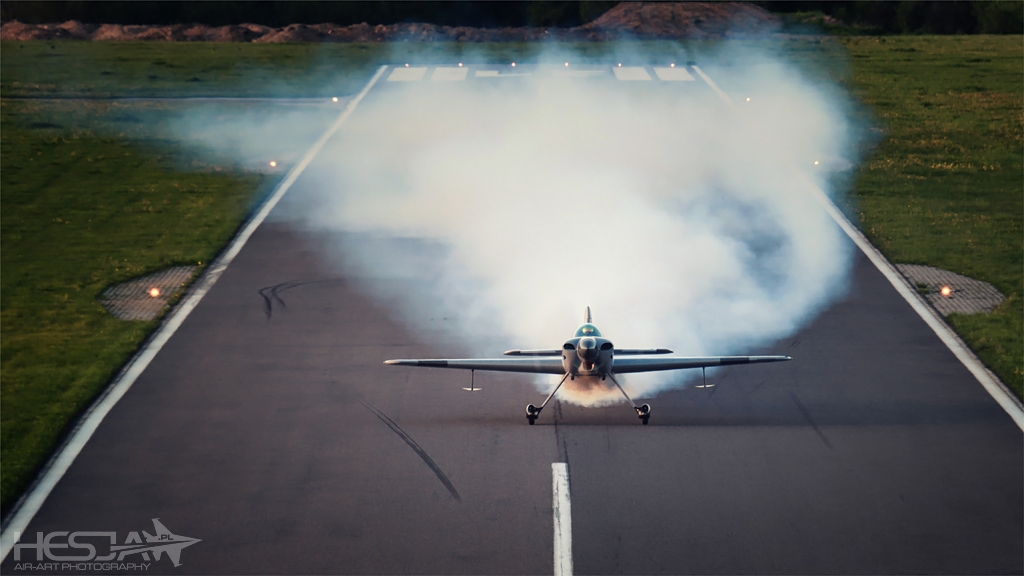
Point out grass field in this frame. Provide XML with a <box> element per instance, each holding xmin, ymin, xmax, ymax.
<box><xmin>0</xmin><ymin>41</ymin><xmax>684</xmax><ymax>98</ymax></box>
<box><xmin>839</xmin><ymin>35</ymin><xmax>1022</xmax><ymax>398</ymax></box>
<box><xmin>1</xmin><ymin>36</ymin><xmax>1021</xmax><ymax>513</ymax></box>
<box><xmin>0</xmin><ymin>99</ymin><xmax>279</xmax><ymax>513</ymax></box>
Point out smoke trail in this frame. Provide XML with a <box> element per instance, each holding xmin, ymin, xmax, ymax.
<box><xmin>183</xmin><ymin>43</ymin><xmax>861</xmax><ymax>405</ymax></box>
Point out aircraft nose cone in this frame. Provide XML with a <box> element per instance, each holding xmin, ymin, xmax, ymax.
<box><xmin>577</xmin><ymin>337</ymin><xmax>599</xmax><ymax>362</ymax></box>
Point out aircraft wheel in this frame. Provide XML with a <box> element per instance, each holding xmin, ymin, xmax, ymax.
<box><xmin>642</xmin><ymin>416</ymin><xmax>650</xmax><ymax>425</ymax></box>
<box><xmin>526</xmin><ymin>404</ymin><xmax>539</xmax><ymax>425</ymax></box>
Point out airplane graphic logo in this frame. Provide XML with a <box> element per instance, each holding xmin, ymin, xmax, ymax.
<box><xmin>109</xmin><ymin>519</ymin><xmax>200</xmax><ymax>567</ymax></box>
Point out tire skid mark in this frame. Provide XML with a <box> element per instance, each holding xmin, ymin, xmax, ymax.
<box><xmin>790</xmin><ymin>392</ymin><xmax>833</xmax><ymax>450</ymax></box>
<box><xmin>257</xmin><ymin>279</ymin><xmax>335</xmax><ymax>319</ymax></box>
<box><xmin>359</xmin><ymin>400</ymin><xmax>462</xmax><ymax>502</ymax></box>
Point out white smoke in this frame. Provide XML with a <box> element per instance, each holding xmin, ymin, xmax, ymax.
<box><xmin>183</xmin><ymin>44</ymin><xmax>860</xmax><ymax>405</ymax></box>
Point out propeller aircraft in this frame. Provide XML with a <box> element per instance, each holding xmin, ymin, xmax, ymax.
<box><xmin>385</xmin><ymin>307</ymin><xmax>791</xmax><ymax>424</ymax></box>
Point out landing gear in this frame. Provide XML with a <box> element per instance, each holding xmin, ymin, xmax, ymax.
<box><xmin>608</xmin><ymin>373</ymin><xmax>651</xmax><ymax>425</ymax></box>
<box><xmin>636</xmin><ymin>404</ymin><xmax>651</xmax><ymax>425</ymax></box>
<box><xmin>526</xmin><ymin>404</ymin><xmax>540</xmax><ymax>425</ymax></box>
<box><xmin>525</xmin><ymin>373</ymin><xmax>570</xmax><ymax>425</ymax></box>
<box><xmin>526</xmin><ymin>373</ymin><xmax>652</xmax><ymax>425</ymax></box>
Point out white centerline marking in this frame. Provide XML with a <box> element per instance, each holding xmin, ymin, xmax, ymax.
<box><xmin>552</xmin><ymin>462</ymin><xmax>573</xmax><ymax>576</ymax></box>
<box><xmin>693</xmin><ymin>65</ymin><xmax>1024</xmax><ymax>432</ymax></box>
<box><xmin>0</xmin><ymin>66</ymin><xmax>389</xmax><ymax>562</ymax></box>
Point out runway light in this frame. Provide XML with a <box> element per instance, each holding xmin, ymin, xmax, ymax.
<box><xmin>746</xmin><ymin>97</ymin><xmax>751</xmax><ymax>101</ymax></box>
<box><xmin>332</xmin><ymin>96</ymin><xmax>338</xmax><ymax>102</ymax></box>
<box><xmin>940</xmin><ymin>286</ymin><xmax>952</xmax><ymax>297</ymax></box>
<box><xmin>670</xmin><ymin>63</ymin><xmax>675</xmax><ymax>67</ymax></box>
<box><xmin>458</xmin><ymin>62</ymin><xmax>463</xmax><ymax>67</ymax></box>
<box><xmin>404</xmin><ymin>63</ymin><xmax>409</xmax><ymax>67</ymax></box>
<box><xmin>269</xmin><ymin>161</ymin><xmax>277</xmax><ymax>167</ymax></box>
<box><xmin>148</xmin><ymin>287</ymin><xmax>160</xmax><ymax>298</ymax></box>
<box><xmin>618</xmin><ymin>63</ymin><xmax>622</xmax><ymax>67</ymax></box>
<box><xmin>814</xmin><ymin>160</ymin><xmax>819</xmax><ymax>165</ymax></box>
<box><xmin>511</xmin><ymin>62</ymin><xmax>516</xmax><ymax>67</ymax></box>
<box><xmin>565</xmin><ymin>62</ymin><xmax>569</xmax><ymax>66</ymax></box>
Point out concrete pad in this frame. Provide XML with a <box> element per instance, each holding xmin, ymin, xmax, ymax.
<box><xmin>99</xmin><ymin>266</ymin><xmax>198</xmax><ymax>320</ymax></box>
<box><xmin>897</xmin><ymin>264</ymin><xmax>1006</xmax><ymax>315</ymax></box>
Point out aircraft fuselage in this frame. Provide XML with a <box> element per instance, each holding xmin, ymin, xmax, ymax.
<box><xmin>562</xmin><ymin>323</ymin><xmax>613</xmax><ymax>377</ymax></box>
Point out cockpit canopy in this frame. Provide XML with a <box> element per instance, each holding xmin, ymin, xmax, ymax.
<box><xmin>574</xmin><ymin>323</ymin><xmax>602</xmax><ymax>337</ymax></box>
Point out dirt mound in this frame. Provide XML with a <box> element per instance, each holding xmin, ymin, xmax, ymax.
<box><xmin>584</xmin><ymin>2</ymin><xmax>779</xmax><ymax>37</ymax></box>
<box><xmin>253</xmin><ymin>23</ymin><xmax>329</xmax><ymax>43</ymax></box>
<box><xmin>2</xmin><ymin>19</ymin><xmax>73</xmax><ymax>40</ymax></box>
<box><xmin>56</xmin><ymin>20</ymin><xmax>97</xmax><ymax>37</ymax></box>
<box><xmin>1</xmin><ymin>2</ymin><xmax>780</xmax><ymax>42</ymax></box>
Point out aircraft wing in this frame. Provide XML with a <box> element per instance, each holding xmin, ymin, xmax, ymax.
<box><xmin>384</xmin><ymin>357</ymin><xmax>565</xmax><ymax>374</ymax></box>
<box><xmin>612</xmin><ymin>355</ymin><xmax>790</xmax><ymax>374</ymax></box>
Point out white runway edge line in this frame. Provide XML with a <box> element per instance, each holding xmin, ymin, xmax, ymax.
<box><xmin>0</xmin><ymin>65</ymin><xmax>389</xmax><ymax>562</ymax></box>
<box><xmin>552</xmin><ymin>463</ymin><xmax>573</xmax><ymax>576</ymax></box>
<box><xmin>693</xmin><ymin>65</ymin><xmax>1024</xmax><ymax>433</ymax></box>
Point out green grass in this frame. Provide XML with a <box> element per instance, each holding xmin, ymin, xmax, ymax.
<box><xmin>0</xmin><ymin>39</ymin><xmax>844</xmax><ymax>98</ymax></box>
<box><xmin>0</xmin><ymin>41</ymin><xmax>674</xmax><ymax>98</ymax></box>
<box><xmin>1</xmin><ymin>36</ymin><xmax>1021</xmax><ymax>515</ymax></box>
<box><xmin>0</xmin><ymin>99</ymin><xmax>277</xmax><ymax>511</ymax></box>
<box><xmin>840</xmin><ymin>35</ymin><xmax>1023</xmax><ymax>397</ymax></box>
<box><xmin>1</xmin><ymin>41</ymin><xmax>384</xmax><ymax>97</ymax></box>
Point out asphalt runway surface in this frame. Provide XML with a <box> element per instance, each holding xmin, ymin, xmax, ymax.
<box><xmin>3</xmin><ymin>67</ymin><xmax>1021</xmax><ymax>575</ymax></box>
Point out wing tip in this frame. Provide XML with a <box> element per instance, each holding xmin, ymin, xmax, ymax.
<box><xmin>383</xmin><ymin>359</ymin><xmax>449</xmax><ymax>367</ymax></box>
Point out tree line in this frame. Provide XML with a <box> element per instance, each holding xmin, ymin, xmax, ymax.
<box><xmin>1</xmin><ymin>1</ymin><xmax>1020</xmax><ymax>34</ymax></box>
<box><xmin>759</xmin><ymin>1</ymin><xmax>1023</xmax><ymax>34</ymax></box>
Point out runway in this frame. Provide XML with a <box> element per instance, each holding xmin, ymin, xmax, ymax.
<box><xmin>2</xmin><ymin>66</ymin><xmax>1021</xmax><ymax>575</ymax></box>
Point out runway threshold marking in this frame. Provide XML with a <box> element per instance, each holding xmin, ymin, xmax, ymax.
<box><xmin>0</xmin><ymin>66</ymin><xmax>390</xmax><ymax>562</ymax></box>
<box><xmin>384</xmin><ymin>65</ymin><xmax>700</xmax><ymax>82</ymax></box>
<box><xmin>552</xmin><ymin>463</ymin><xmax>573</xmax><ymax>576</ymax></box>
<box><xmin>612</xmin><ymin>66</ymin><xmax>652</xmax><ymax>81</ymax></box>
<box><xmin>387</xmin><ymin>66</ymin><xmax>427</xmax><ymax>82</ymax></box>
<box><xmin>694</xmin><ymin>65</ymin><xmax>1024</xmax><ymax>433</ymax></box>
<box><xmin>431</xmin><ymin>66</ymin><xmax>468</xmax><ymax>81</ymax></box>
<box><xmin>654</xmin><ymin>66</ymin><xmax>695</xmax><ymax>81</ymax></box>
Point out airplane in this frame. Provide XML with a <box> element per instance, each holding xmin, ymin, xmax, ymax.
<box><xmin>110</xmin><ymin>519</ymin><xmax>201</xmax><ymax>567</ymax></box>
<box><xmin>385</xmin><ymin>307</ymin><xmax>791</xmax><ymax>424</ymax></box>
